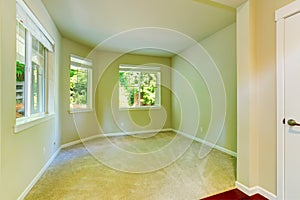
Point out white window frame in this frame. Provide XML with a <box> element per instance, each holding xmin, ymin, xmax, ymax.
<box><xmin>23</xmin><ymin>30</ymin><xmax>46</xmax><ymax>117</ymax></box>
<box><xmin>119</xmin><ymin>64</ymin><xmax>161</xmax><ymax>110</ymax></box>
<box><xmin>69</xmin><ymin>54</ymin><xmax>93</xmax><ymax>113</ymax></box>
<box><xmin>14</xmin><ymin>0</ymin><xmax>54</xmax><ymax>133</ymax></box>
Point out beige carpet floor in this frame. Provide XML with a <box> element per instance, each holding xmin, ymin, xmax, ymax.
<box><xmin>25</xmin><ymin>132</ymin><xmax>236</xmax><ymax>200</ymax></box>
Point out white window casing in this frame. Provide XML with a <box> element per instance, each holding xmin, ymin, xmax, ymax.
<box><xmin>69</xmin><ymin>55</ymin><xmax>93</xmax><ymax>113</ymax></box>
<box><xmin>119</xmin><ymin>64</ymin><xmax>161</xmax><ymax>109</ymax></box>
<box><xmin>14</xmin><ymin>0</ymin><xmax>54</xmax><ymax>132</ymax></box>
<box><xmin>16</xmin><ymin>0</ymin><xmax>54</xmax><ymax>52</ymax></box>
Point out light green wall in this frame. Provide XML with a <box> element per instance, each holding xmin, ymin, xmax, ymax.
<box><xmin>202</xmin><ymin>23</ymin><xmax>237</xmax><ymax>152</ymax></box>
<box><xmin>171</xmin><ymin>56</ymin><xmax>211</xmax><ymax>136</ymax></box>
<box><xmin>0</xmin><ymin>0</ymin><xmax>2</xmax><ymax>195</ymax></box>
<box><xmin>95</xmin><ymin>54</ymin><xmax>172</xmax><ymax>133</ymax></box>
<box><xmin>172</xmin><ymin>23</ymin><xmax>237</xmax><ymax>152</ymax></box>
<box><xmin>60</xmin><ymin>38</ymin><xmax>97</xmax><ymax>144</ymax></box>
<box><xmin>0</xmin><ymin>0</ymin><xmax>62</xmax><ymax>199</ymax></box>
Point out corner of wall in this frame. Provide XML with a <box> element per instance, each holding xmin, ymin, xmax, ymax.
<box><xmin>236</xmin><ymin>0</ymin><xmax>259</xmax><ymax>188</ymax></box>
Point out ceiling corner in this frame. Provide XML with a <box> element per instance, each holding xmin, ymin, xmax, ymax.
<box><xmin>211</xmin><ymin>0</ymin><xmax>248</xmax><ymax>8</ymax></box>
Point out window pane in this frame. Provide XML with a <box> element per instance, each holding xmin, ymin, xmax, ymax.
<box><xmin>31</xmin><ymin>37</ymin><xmax>45</xmax><ymax>115</ymax></box>
<box><xmin>16</xmin><ymin>22</ymin><xmax>26</xmax><ymax>63</ymax></box>
<box><xmin>70</xmin><ymin>66</ymin><xmax>89</xmax><ymax>110</ymax></box>
<box><xmin>119</xmin><ymin>71</ymin><xmax>140</xmax><ymax>107</ymax></box>
<box><xmin>119</xmin><ymin>85</ymin><xmax>139</xmax><ymax>107</ymax></box>
<box><xmin>140</xmin><ymin>72</ymin><xmax>157</xmax><ymax>106</ymax></box>
<box><xmin>125</xmin><ymin>71</ymin><xmax>140</xmax><ymax>87</ymax></box>
<box><xmin>16</xmin><ymin>22</ymin><xmax>26</xmax><ymax>118</ymax></box>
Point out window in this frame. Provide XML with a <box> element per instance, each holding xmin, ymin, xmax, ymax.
<box><xmin>69</xmin><ymin>55</ymin><xmax>93</xmax><ymax>112</ymax></box>
<box><xmin>119</xmin><ymin>65</ymin><xmax>161</xmax><ymax>108</ymax></box>
<box><xmin>16</xmin><ymin>0</ymin><xmax>54</xmax><ymax>121</ymax></box>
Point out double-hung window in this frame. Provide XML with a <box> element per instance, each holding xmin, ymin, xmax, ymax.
<box><xmin>16</xmin><ymin>0</ymin><xmax>54</xmax><ymax>121</ymax></box>
<box><xmin>119</xmin><ymin>65</ymin><xmax>161</xmax><ymax>109</ymax></box>
<box><xmin>69</xmin><ymin>55</ymin><xmax>93</xmax><ymax>112</ymax></box>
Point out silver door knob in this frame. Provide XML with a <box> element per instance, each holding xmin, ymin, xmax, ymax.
<box><xmin>288</xmin><ymin>119</ymin><xmax>300</xmax><ymax>126</ymax></box>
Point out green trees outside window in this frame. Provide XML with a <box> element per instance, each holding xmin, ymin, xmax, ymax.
<box><xmin>70</xmin><ymin>67</ymin><xmax>89</xmax><ymax>109</ymax></box>
<box><xmin>16</xmin><ymin>61</ymin><xmax>25</xmax><ymax>118</ymax></box>
<box><xmin>16</xmin><ymin>61</ymin><xmax>25</xmax><ymax>82</ymax></box>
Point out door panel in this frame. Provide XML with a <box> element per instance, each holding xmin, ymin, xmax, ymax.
<box><xmin>284</xmin><ymin>12</ymin><xmax>300</xmax><ymax>200</ymax></box>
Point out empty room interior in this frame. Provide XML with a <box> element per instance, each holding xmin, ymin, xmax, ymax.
<box><xmin>0</xmin><ymin>0</ymin><xmax>295</xmax><ymax>199</ymax></box>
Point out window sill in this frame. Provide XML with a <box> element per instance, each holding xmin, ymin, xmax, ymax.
<box><xmin>119</xmin><ymin>106</ymin><xmax>161</xmax><ymax>111</ymax></box>
<box><xmin>68</xmin><ymin>109</ymin><xmax>93</xmax><ymax>114</ymax></box>
<box><xmin>14</xmin><ymin>113</ymin><xmax>55</xmax><ymax>133</ymax></box>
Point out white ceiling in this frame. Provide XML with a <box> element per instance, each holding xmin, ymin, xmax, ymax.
<box><xmin>42</xmin><ymin>0</ymin><xmax>238</xmax><ymax>57</ymax></box>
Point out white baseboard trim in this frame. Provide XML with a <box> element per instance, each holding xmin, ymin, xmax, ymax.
<box><xmin>60</xmin><ymin>134</ymin><xmax>103</xmax><ymax>149</ymax></box>
<box><xmin>17</xmin><ymin>148</ymin><xmax>60</xmax><ymax>200</ymax></box>
<box><xmin>259</xmin><ymin>187</ymin><xmax>277</xmax><ymax>200</ymax></box>
<box><xmin>60</xmin><ymin>140</ymin><xmax>82</xmax><ymax>149</ymax></box>
<box><xmin>236</xmin><ymin>181</ymin><xmax>277</xmax><ymax>200</ymax></box>
<box><xmin>102</xmin><ymin>128</ymin><xmax>173</xmax><ymax>137</ymax></box>
<box><xmin>172</xmin><ymin>129</ymin><xmax>237</xmax><ymax>157</ymax></box>
<box><xmin>60</xmin><ymin>128</ymin><xmax>173</xmax><ymax>149</ymax></box>
<box><xmin>236</xmin><ymin>181</ymin><xmax>258</xmax><ymax>196</ymax></box>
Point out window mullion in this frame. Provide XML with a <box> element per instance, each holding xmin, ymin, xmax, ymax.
<box><xmin>40</xmin><ymin>48</ymin><xmax>46</xmax><ymax>114</ymax></box>
<box><xmin>157</xmin><ymin>72</ymin><xmax>161</xmax><ymax>106</ymax></box>
<box><xmin>88</xmin><ymin>69</ymin><xmax>92</xmax><ymax>108</ymax></box>
<box><xmin>25</xmin><ymin>32</ymin><xmax>32</xmax><ymax>117</ymax></box>
<box><xmin>38</xmin><ymin>57</ymin><xmax>43</xmax><ymax>113</ymax></box>
<box><xmin>44</xmin><ymin>52</ymin><xmax>48</xmax><ymax>114</ymax></box>
<box><xmin>138</xmin><ymin>72</ymin><xmax>141</xmax><ymax>107</ymax></box>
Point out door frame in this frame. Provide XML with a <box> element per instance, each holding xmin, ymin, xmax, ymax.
<box><xmin>276</xmin><ymin>1</ymin><xmax>300</xmax><ymax>199</ymax></box>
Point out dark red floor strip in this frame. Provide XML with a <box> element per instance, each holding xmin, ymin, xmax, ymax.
<box><xmin>201</xmin><ymin>189</ymin><xmax>268</xmax><ymax>200</ymax></box>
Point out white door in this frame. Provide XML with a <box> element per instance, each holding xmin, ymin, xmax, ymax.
<box><xmin>283</xmin><ymin>11</ymin><xmax>300</xmax><ymax>200</ymax></box>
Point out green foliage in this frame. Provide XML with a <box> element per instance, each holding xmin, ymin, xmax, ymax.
<box><xmin>140</xmin><ymin>72</ymin><xmax>156</xmax><ymax>105</ymax></box>
<box><xmin>16</xmin><ymin>61</ymin><xmax>25</xmax><ymax>82</ymax></box>
<box><xmin>128</xmin><ymin>87</ymin><xmax>137</xmax><ymax>106</ymax></box>
<box><xmin>141</xmin><ymin>85</ymin><xmax>156</xmax><ymax>105</ymax></box>
<box><xmin>119</xmin><ymin>72</ymin><xmax>127</xmax><ymax>87</ymax></box>
<box><xmin>70</xmin><ymin>68</ymin><xmax>88</xmax><ymax>106</ymax></box>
